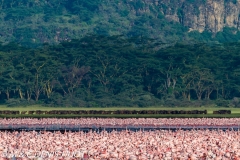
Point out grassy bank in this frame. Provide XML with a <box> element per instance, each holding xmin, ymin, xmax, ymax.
<box><xmin>0</xmin><ymin>105</ymin><xmax>237</xmax><ymax>112</ymax></box>
<box><xmin>0</xmin><ymin>114</ymin><xmax>240</xmax><ymax>118</ymax></box>
<box><xmin>0</xmin><ymin>105</ymin><xmax>238</xmax><ymax>118</ymax></box>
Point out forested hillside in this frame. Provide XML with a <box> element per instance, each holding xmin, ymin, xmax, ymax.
<box><xmin>1</xmin><ymin>0</ymin><xmax>240</xmax><ymax>107</ymax></box>
<box><xmin>0</xmin><ymin>35</ymin><xmax>240</xmax><ymax>107</ymax></box>
<box><xmin>1</xmin><ymin>0</ymin><xmax>240</xmax><ymax>46</ymax></box>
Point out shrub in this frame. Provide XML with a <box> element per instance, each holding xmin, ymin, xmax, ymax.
<box><xmin>5</xmin><ymin>98</ymin><xmax>35</xmax><ymax>107</ymax></box>
<box><xmin>231</xmin><ymin>97</ymin><xmax>240</xmax><ymax>107</ymax></box>
<box><xmin>215</xmin><ymin>99</ymin><xmax>230</xmax><ymax>107</ymax></box>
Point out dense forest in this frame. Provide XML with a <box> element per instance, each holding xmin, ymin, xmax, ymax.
<box><xmin>0</xmin><ymin>35</ymin><xmax>240</xmax><ymax>107</ymax></box>
<box><xmin>1</xmin><ymin>0</ymin><xmax>240</xmax><ymax>47</ymax></box>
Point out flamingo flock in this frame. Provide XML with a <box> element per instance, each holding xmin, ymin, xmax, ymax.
<box><xmin>0</xmin><ymin>118</ymin><xmax>240</xmax><ymax>128</ymax></box>
<box><xmin>0</xmin><ymin>129</ymin><xmax>240</xmax><ymax>159</ymax></box>
<box><xmin>0</xmin><ymin>118</ymin><xmax>239</xmax><ymax>159</ymax></box>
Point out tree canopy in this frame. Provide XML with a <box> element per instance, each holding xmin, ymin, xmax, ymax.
<box><xmin>0</xmin><ymin>35</ymin><xmax>240</xmax><ymax>107</ymax></box>
<box><xmin>0</xmin><ymin>0</ymin><xmax>240</xmax><ymax>47</ymax></box>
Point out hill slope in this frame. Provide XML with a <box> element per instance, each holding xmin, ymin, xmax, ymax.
<box><xmin>1</xmin><ymin>0</ymin><xmax>240</xmax><ymax>46</ymax></box>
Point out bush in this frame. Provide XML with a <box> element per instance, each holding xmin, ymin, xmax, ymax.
<box><xmin>231</xmin><ymin>97</ymin><xmax>240</xmax><ymax>107</ymax></box>
<box><xmin>5</xmin><ymin>98</ymin><xmax>36</xmax><ymax>107</ymax></box>
<box><xmin>215</xmin><ymin>99</ymin><xmax>230</xmax><ymax>107</ymax></box>
<box><xmin>163</xmin><ymin>98</ymin><xmax>179</xmax><ymax>107</ymax></box>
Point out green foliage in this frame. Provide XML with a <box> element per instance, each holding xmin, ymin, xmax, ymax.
<box><xmin>0</xmin><ymin>35</ymin><xmax>240</xmax><ymax>107</ymax></box>
<box><xmin>185</xmin><ymin>0</ymin><xmax>206</xmax><ymax>4</ymax></box>
<box><xmin>0</xmin><ymin>0</ymin><xmax>239</xmax><ymax>47</ymax></box>
<box><xmin>225</xmin><ymin>0</ymin><xmax>237</xmax><ymax>4</ymax></box>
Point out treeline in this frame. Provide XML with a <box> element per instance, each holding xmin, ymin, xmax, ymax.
<box><xmin>1</xmin><ymin>35</ymin><xmax>240</xmax><ymax>107</ymax></box>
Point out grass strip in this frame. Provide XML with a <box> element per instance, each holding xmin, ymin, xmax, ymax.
<box><xmin>0</xmin><ymin>114</ymin><xmax>239</xmax><ymax>118</ymax></box>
